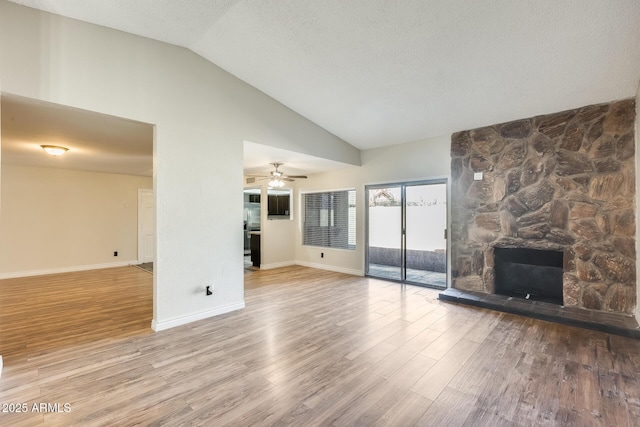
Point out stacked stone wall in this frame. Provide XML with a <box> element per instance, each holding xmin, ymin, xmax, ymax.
<box><xmin>451</xmin><ymin>99</ymin><xmax>636</xmax><ymax>313</ymax></box>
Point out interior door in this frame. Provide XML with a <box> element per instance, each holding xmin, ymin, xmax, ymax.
<box><xmin>138</xmin><ymin>188</ymin><xmax>155</xmax><ymax>263</ymax></box>
<box><xmin>366</xmin><ymin>180</ymin><xmax>447</xmax><ymax>288</ymax></box>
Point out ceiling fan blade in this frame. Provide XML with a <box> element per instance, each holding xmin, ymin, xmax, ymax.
<box><xmin>285</xmin><ymin>175</ymin><xmax>307</xmax><ymax>179</ymax></box>
<box><xmin>282</xmin><ymin>178</ymin><xmax>295</xmax><ymax>182</ymax></box>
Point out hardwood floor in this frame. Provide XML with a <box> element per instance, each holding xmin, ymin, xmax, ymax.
<box><xmin>1</xmin><ymin>265</ymin><xmax>639</xmax><ymax>426</ymax></box>
<box><xmin>0</xmin><ymin>267</ymin><xmax>153</xmax><ymax>365</ymax></box>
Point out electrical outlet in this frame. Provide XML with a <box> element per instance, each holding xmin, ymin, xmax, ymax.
<box><xmin>473</xmin><ymin>172</ymin><xmax>484</xmax><ymax>181</ymax></box>
<box><xmin>114</xmin><ymin>251</ymin><xmax>118</xmax><ymax>257</ymax></box>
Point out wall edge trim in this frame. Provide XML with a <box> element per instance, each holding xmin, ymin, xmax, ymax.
<box><xmin>0</xmin><ymin>260</ymin><xmax>139</xmax><ymax>279</ymax></box>
<box><xmin>151</xmin><ymin>301</ymin><xmax>245</xmax><ymax>332</ymax></box>
<box><xmin>295</xmin><ymin>260</ymin><xmax>363</xmax><ymax>276</ymax></box>
<box><xmin>259</xmin><ymin>261</ymin><xmax>296</xmax><ymax>270</ymax></box>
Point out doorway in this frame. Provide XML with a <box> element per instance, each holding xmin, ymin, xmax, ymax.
<box><xmin>365</xmin><ymin>180</ymin><xmax>447</xmax><ymax>288</ymax></box>
<box><xmin>138</xmin><ymin>188</ymin><xmax>155</xmax><ymax>265</ymax></box>
<box><xmin>0</xmin><ymin>94</ymin><xmax>155</xmax><ymax>360</ymax></box>
<box><xmin>243</xmin><ymin>188</ymin><xmax>262</xmax><ymax>269</ymax></box>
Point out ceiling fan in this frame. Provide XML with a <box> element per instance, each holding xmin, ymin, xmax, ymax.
<box><xmin>245</xmin><ymin>163</ymin><xmax>307</xmax><ymax>187</ymax></box>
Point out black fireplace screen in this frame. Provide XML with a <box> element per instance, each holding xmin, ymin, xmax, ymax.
<box><xmin>493</xmin><ymin>247</ymin><xmax>563</xmax><ymax>305</ymax></box>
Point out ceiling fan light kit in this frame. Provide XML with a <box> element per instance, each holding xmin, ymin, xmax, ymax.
<box><xmin>248</xmin><ymin>163</ymin><xmax>308</xmax><ymax>188</ymax></box>
<box><xmin>268</xmin><ymin>178</ymin><xmax>285</xmax><ymax>188</ymax></box>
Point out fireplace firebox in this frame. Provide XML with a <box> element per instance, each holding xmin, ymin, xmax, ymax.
<box><xmin>494</xmin><ymin>247</ymin><xmax>563</xmax><ymax>305</ymax></box>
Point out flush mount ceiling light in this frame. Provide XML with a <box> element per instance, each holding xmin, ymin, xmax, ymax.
<box><xmin>41</xmin><ymin>145</ymin><xmax>69</xmax><ymax>156</ymax></box>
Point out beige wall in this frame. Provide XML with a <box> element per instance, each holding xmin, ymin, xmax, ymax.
<box><xmin>0</xmin><ymin>2</ymin><xmax>357</xmax><ymax>330</ymax></box>
<box><xmin>241</xmin><ymin>183</ymin><xmax>296</xmax><ymax>270</ymax></box>
<box><xmin>0</xmin><ymin>165</ymin><xmax>152</xmax><ymax>276</ymax></box>
<box><xmin>261</xmin><ymin>210</ymin><xmax>297</xmax><ymax>269</ymax></box>
<box><xmin>239</xmin><ymin>135</ymin><xmax>451</xmax><ymax>275</ymax></box>
<box><xmin>240</xmin><ymin>136</ymin><xmax>452</xmax><ymax>276</ymax></box>
<box><xmin>295</xmin><ymin>135</ymin><xmax>451</xmax><ymax>276</ymax></box>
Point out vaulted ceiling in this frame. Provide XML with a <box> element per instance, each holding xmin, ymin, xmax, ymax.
<box><xmin>9</xmin><ymin>0</ymin><xmax>640</xmax><ymax>150</ymax></box>
<box><xmin>4</xmin><ymin>0</ymin><xmax>640</xmax><ymax>176</ymax></box>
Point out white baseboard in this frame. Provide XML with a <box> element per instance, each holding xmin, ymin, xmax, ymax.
<box><xmin>151</xmin><ymin>301</ymin><xmax>245</xmax><ymax>332</ymax></box>
<box><xmin>259</xmin><ymin>261</ymin><xmax>296</xmax><ymax>270</ymax></box>
<box><xmin>0</xmin><ymin>260</ymin><xmax>139</xmax><ymax>279</ymax></box>
<box><xmin>295</xmin><ymin>260</ymin><xmax>363</xmax><ymax>276</ymax></box>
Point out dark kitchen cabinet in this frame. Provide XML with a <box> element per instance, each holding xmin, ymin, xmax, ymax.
<box><xmin>268</xmin><ymin>194</ymin><xmax>290</xmax><ymax>217</ymax></box>
<box><xmin>250</xmin><ymin>233</ymin><xmax>260</xmax><ymax>267</ymax></box>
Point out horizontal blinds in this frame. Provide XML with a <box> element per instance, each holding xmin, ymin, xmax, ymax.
<box><xmin>303</xmin><ymin>190</ymin><xmax>355</xmax><ymax>250</ymax></box>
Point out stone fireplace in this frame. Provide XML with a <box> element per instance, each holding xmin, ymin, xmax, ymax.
<box><xmin>450</xmin><ymin>99</ymin><xmax>636</xmax><ymax>315</ymax></box>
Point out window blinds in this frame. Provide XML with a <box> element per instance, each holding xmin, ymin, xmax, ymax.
<box><xmin>303</xmin><ymin>190</ymin><xmax>356</xmax><ymax>250</ymax></box>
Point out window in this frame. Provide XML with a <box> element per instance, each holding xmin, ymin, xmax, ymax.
<box><xmin>303</xmin><ymin>189</ymin><xmax>356</xmax><ymax>250</ymax></box>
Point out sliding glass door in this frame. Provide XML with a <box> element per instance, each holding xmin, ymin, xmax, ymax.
<box><xmin>367</xmin><ymin>185</ymin><xmax>403</xmax><ymax>281</ymax></box>
<box><xmin>366</xmin><ymin>180</ymin><xmax>447</xmax><ymax>288</ymax></box>
<box><xmin>404</xmin><ymin>182</ymin><xmax>447</xmax><ymax>287</ymax></box>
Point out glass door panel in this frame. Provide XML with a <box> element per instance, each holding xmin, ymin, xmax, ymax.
<box><xmin>366</xmin><ymin>180</ymin><xmax>447</xmax><ymax>289</ymax></box>
<box><xmin>405</xmin><ymin>183</ymin><xmax>447</xmax><ymax>287</ymax></box>
<box><xmin>367</xmin><ymin>186</ymin><xmax>402</xmax><ymax>281</ymax></box>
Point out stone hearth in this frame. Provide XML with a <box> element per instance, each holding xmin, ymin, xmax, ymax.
<box><xmin>450</xmin><ymin>99</ymin><xmax>636</xmax><ymax>314</ymax></box>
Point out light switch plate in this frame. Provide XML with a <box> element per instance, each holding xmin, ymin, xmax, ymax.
<box><xmin>473</xmin><ymin>172</ymin><xmax>484</xmax><ymax>181</ymax></box>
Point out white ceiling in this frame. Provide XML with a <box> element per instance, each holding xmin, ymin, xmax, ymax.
<box><xmin>243</xmin><ymin>141</ymin><xmax>351</xmax><ymax>177</ymax></box>
<box><xmin>0</xmin><ymin>94</ymin><xmax>347</xmax><ymax>178</ymax></box>
<box><xmin>1</xmin><ymin>95</ymin><xmax>154</xmax><ymax>176</ymax></box>
<box><xmin>8</xmin><ymin>0</ymin><xmax>640</xmax><ymax>152</ymax></box>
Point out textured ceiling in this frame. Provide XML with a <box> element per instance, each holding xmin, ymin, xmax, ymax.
<box><xmin>6</xmin><ymin>0</ymin><xmax>640</xmax><ymax>156</ymax></box>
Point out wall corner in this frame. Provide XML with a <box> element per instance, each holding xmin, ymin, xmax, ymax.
<box><xmin>636</xmin><ymin>80</ymin><xmax>640</xmax><ymax>322</ymax></box>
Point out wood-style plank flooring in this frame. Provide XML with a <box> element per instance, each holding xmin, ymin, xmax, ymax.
<box><xmin>1</xmin><ymin>265</ymin><xmax>639</xmax><ymax>426</ymax></box>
